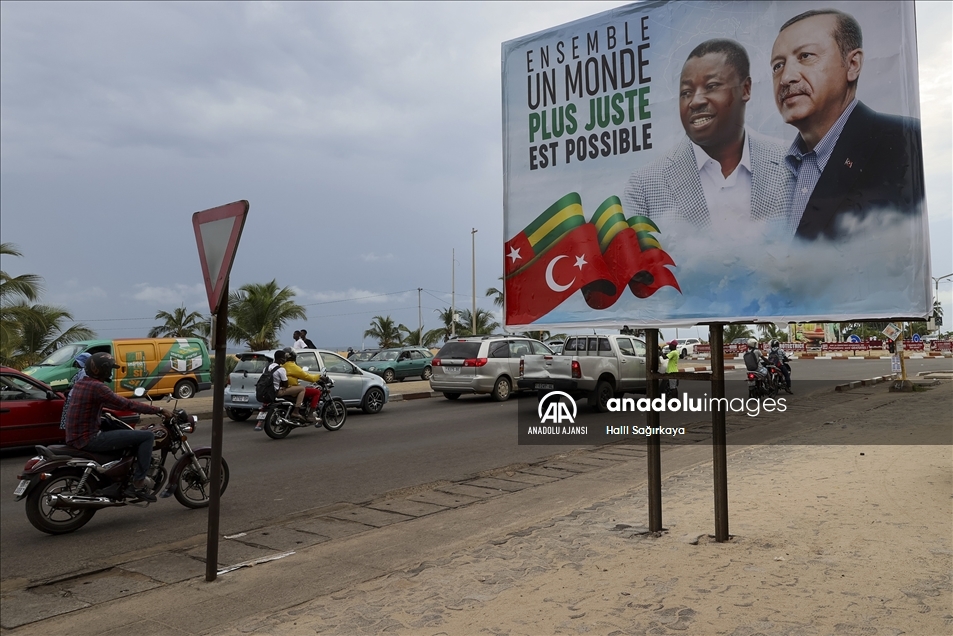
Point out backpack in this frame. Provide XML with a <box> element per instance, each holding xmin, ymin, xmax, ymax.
<box><xmin>255</xmin><ymin>363</ymin><xmax>280</xmax><ymax>403</ymax></box>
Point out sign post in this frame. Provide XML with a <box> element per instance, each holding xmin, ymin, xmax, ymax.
<box><xmin>192</xmin><ymin>200</ymin><xmax>249</xmax><ymax>582</ymax></box>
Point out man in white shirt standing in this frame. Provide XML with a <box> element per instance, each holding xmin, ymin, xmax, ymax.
<box><xmin>624</xmin><ymin>39</ymin><xmax>791</xmax><ymax>233</ymax></box>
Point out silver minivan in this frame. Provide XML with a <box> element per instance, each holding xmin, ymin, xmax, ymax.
<box><xmin>429</xmin><ymin>337</ymin><xmax>553</xmax><ymax>401</ymax></box>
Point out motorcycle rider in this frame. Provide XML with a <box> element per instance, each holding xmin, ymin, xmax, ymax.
<box><xmin>63</xmin><ymin>352</ymin><xmax>172</xmax><ymax>503</ymax></box>
<box><xmin>743</xmin><ymin>338</ymin><xmax>768</xmax><ymax>380</ymax></box>
<box><xmin>767</xmin><ymin>339</ymin><xmax>793</xmax><ymax>393</ymax></box>
<box><xmin>280</xmin><ymin>347</ymin><xmax>327</xmax><ymax>425</ymax></box>
<box><xmin>269</xmin><ymin>348</ymin><xmax>306</xmax><ymax>419</ymax></box>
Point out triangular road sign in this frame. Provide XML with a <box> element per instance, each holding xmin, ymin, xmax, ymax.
<box><xmin>193</xmin><ymin>200</ymin><xmax>249</xmax><ymax>313</ymax></box>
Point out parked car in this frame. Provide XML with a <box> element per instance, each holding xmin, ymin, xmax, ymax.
<box><xmin>348</xmin><ymin>349</ymin><xmax>379</xmax><ymax>363</ymax></box>
<box><xmin>354</xmin><ymin>347</ymin><xmax>434</xmax><ymax>383</ymax></box>
<box><xmin>430</xmin><ymin>336</ymin><xmax>553</xmax><ymax>401</ymax></box>
<box><xmin>675</xmin><ymin>338</ymin><xmax>702</xmax><ymax>359</ymax></box>
<box><xmin>223</xmin><ymin>349</ymin><xmax>389</xmax><ymax>420</ymax></box>
<box><xmin>0</xmin><ymin>367</ymin><xmax>140</xmax><ymax>449</ymax></box>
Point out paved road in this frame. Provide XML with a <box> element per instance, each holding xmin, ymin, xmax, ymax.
<box><xmin>2</xmin><ymin>357</ymin><xmax>948</xmax><ymax>587</ymax></box>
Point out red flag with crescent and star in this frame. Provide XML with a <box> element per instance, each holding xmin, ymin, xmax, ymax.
<box><xmin>504</xmin><ymin>193</ymin><xmax>613</xmax><ymax>325</ymax></box>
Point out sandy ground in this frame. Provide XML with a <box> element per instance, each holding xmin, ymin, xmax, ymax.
<box><xmin>216</xmin><ymin>402</ymin><xmax>952</xmax><ymax>635</ymax></box>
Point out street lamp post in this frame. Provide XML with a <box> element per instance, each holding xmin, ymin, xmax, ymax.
<box><xmin>933</xmin><ymin>273</ymin><xmax>953</xmax><ymax>329</ymax></box>
<box><xmin>471</xmin><ymin>228</ymin><xmax>478</xmax><ymax>335</ymax></box>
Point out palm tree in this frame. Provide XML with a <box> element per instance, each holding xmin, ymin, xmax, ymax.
<box><xmin>227</xmin><ymin>280</ymin><xmax>306</xmax><ymax>351</ymax></box>
<box><xmin>461</xmin><ymin>308</ymin><xmax>500</xmax><ymax>336</ymax></box>
<box><xmin>485</xmin><ymin>277</ymin><xmax>504</xmax><ymax>308</ymax></box>
<box><xmin>148</xmin><ymin>306</ymin><xmax>208</xmax><ymax>339</ymax></box>
<box><xmin>434</xmin><ymin>307</ymin><xmax>461</xmax><ymax>340</ymax></box>
<box><xmin>364</xmin><ymin>315</ymin><xmax>401</xmax><ymax>348</ymax></box>
<box><xmin>724</xmin><ymin>324</ymin><xmax>753</xmax><ymax>343</ymax></box>
<box><xmin>3</xmin><ymin>302</ymin><xmax>95</xmax><ymax>368</ymax></box>
<box><xmin>934</xmin><ymin>299</ymin><xmax>943</xmax><ymax>320</ymax></box>
<box><xmin>756</xmin><ymin>323</ymin><xmax>786</xmax><ymax>342</ymax></box>
<box><xmin>398</xmin><ymin>323</ymin><xmax>443</xmax><ymax>348</ymax></box>
<box><xmin>1</xmin><ymin>243</ymin><xmax>45</xmax><ymax>361</ymax></box>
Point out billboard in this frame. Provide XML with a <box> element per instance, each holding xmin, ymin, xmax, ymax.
<box><xmin>502</xmin><ymin>1</ymin><xmax>930</xmax><ymax>330</ymax></box>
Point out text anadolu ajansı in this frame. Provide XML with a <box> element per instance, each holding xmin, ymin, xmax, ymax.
<box><xmin>526</xmin><ymin>16</ymin><xmax>652</xmax><ymax>171</ymax></box>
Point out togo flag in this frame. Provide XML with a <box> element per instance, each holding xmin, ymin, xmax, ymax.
<box><xmin>582</xmin><ymin>200</ymin><xmax>680</xmax><ymax>309</ymax></box>
<box><xmin>505</xmin><ymin>193</ymin><xmax>613</xmax><ymax>325</ymax></box>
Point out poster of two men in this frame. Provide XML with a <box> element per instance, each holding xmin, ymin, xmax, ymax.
<box><xmin>501</xmin><ymin>1</ymin><xmax>929</xmax><ymax>329</ymax></box>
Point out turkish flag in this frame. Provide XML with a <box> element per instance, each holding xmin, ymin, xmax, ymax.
<box><xmin>505</xmin><ymin>223</ymin><xmax>613</xmax><ymax>325</ymax></box>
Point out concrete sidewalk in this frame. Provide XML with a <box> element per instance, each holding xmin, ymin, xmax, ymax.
<box><xmin>2</xmin><ymin>381</ymin><xmax>950</xmax><ymax>635</ymax></box>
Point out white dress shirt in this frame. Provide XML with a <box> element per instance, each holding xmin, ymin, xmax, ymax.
<box><xmin>691</xmin><ymin>131</ymin><xmax>752</xmax><ymax>230</ymax></box>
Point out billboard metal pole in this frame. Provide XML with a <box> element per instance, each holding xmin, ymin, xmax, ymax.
<box><xmin>206</xmin><ymin>280</ymin><xmax>228</xmax><ymax>581</ymax></box>
<box><xmin>645</xmin><ymin>328</ymin><xmax>662</xmax><ymax>532</ymax></box>
<box><xmin>710</xmin><ymin>324</ymin><xmax>729</xmax><ymax>542</ymax></box>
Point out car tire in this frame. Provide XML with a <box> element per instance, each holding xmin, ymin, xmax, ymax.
<box><xmin>225</xmin><ymin>408</ymin><xmax>252</xmax><ymax>422</ymax></box>
<box><xmin>680</xmin><ymin>348</ymin><xmax>688</xmax><ymax>359</ymax></box>
<box><xmin>443</xmin><ymin>392</ymin><xmax>461</xmax><ymax>400</ymax></box>
<box><xmin>590</xmin><ymin>379</ymin><xmax>613</xmax><ymax>413</ymax></box>
<box><xmin>362</xmin><ymin>387</ymin><xmax>385</xmax><ymax>414</ymax></box>
<box><xmin>382</xmin><ymin>369</ymin><xmax>396</xmax><ymax>384</ymax></box>
<box><xmin>491</xmin><ymin>376</ymin><xmax>512</xmax><ymax>402</ymax></box>
<box><xmin>173</xmin><ymin>379</ymin><xmax>196</xmax><ymax>400</ymax></box>
<box><xmin>421</xmin><ymin>366</ymin><xmax>432</xmax><ymax>381</ymax></box>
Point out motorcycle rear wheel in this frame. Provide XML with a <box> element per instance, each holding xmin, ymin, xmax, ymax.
<box><xmin>321</xmin><ymin>398</ymin><xmax>347</xmax><ymax>431</ymax></box>
<box><xmin>25</xmin><ymin>469</ymin><xmax>97</xmax><ymax>535</ymax></box>
<box><xmin>174</xmin><ymin>455</ymin><xmax>230</xmax><ymax>509</ymax></box>
<box><xmin>263</xmin><ymin>408</ymin><xmax>292</xmax><ymax>439</ymax></box>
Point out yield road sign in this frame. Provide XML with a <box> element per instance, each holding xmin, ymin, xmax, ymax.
<box><xmin>192</xmin><ymin>201</ymin><xmax>249</xmax><ymax>313</ymax></box>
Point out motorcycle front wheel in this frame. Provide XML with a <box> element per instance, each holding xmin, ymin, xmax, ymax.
<box><xmin>263</xmin><ymin>408</ymin><xmax>292</xmax><ymax>439</ymax></box>
<box><xmin>321</xmin><ymin>398</ymin><xmax>347</xmax><ymax>431</ymax></box>
<box><xmin>174</xmin><ymin>455</ymin><xmax>230</xmax><ymax>509</ymax></box>
<box><xmin>25</xmin><ymin>469</ymin><xmax>97</xmax><ymax>535</ymax></box>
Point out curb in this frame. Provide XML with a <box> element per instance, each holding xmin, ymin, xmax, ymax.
<box><xmin>835</xmin><ymin>375</ymin><xmax>897</xmax><ymax>392</ymax></box>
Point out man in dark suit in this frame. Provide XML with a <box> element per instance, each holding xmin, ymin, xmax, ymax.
<box><xmin>771</xmin><ymin>9</ymin><xmax>924</xmax><ymax>241</ymax></box>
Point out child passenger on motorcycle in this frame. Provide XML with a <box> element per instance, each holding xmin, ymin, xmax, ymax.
<box><xmin>63</xmin><ymin>353</ymin><xmax>172</xmax><ymax>502</ymax></box>
<box><xmin>281</xmin><ymin>347</ymin><xmax>326</xmax><ymax>424</ymax></box>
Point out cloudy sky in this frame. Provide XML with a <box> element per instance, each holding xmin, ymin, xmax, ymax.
<box><xmin>2</xmin><ymin>1</ymin><xmax>950</xmax><ymax>349</ymax></box>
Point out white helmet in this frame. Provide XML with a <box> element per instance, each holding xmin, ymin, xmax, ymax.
<box><xmin>747</xmin><ymin>338</ymin><xmax>758</xmax><ymax>349</ymax></box>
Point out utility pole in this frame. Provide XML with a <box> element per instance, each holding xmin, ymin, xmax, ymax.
<box><xmin>451</xmin><ymin>249</ymin><xmax>456</xmax><ymax>339</ymax></box>
<box><xmin>471</xmin><ymin>228</ymin><xmax>478</xmax><ymax>335</ymax></box>
<box><xmin>417</xmin><ymin>287</ymin><xmax>422</xmax><ymax>343</ymax></box>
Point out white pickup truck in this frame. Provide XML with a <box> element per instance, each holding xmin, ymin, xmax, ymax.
<box><xmin>517</xmin><ymin>334</ymin><xmax>649</xmax><ymax>412</ymax></box>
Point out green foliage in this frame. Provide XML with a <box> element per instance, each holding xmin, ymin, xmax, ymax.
<box><xmin>723</xmin><ymin>324</ymin><xmax>753</xmax><ymax>343</ymax></box>
<box><xmin>398</xmin><ymin>323</ymin><xmax>443</xmax><ymax>348</ymax></box>
<box><xmin>364</xmin><ymin>315</ymin><xmax>401</xmax><ymax>348</ymax></box>
<box><xmin>1</xmin><ymin>244</ymin><xmax>94</xmax><ymax>368</ymax></box>
<box><xmin>148</xmin><ymin>306</ymin><xmax>209</xmax><ymax>341</ymax></box>
<box><xmin>459</xmin><ymin>308</ymin><xmax>500</xmax><ymax>336</ymax></box>
<box><xmin>227</xmin><ymin>280</ymin><xmax>306</xmax><ymax>351</ymax></box>
<box><xmin>485</xmin><ymin>277</ymin><xmax>504</xmax><ymax>308</ymax></box>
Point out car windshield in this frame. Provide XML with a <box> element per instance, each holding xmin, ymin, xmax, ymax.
<box><xmin>234</xmin><ymin>354</ymin><xmax>272</xmax><ymax>374</ymax></box>
<box><xmin>370</xmin><ymin>350</ymin><xmax>400</xmax><ymax>361</ymax></box>
<box><xmin>435</xmin><ymin>342</ymin><xmax>481</xmax><ymax>359</ymax></box>
<box><xmin>35</xmin><ymin>344</ymin><xmax>86</xmax><ymax>367</ymax></box>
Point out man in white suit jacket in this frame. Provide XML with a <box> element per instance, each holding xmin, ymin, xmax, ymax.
<box><xmin>624</xmin><ymin>39</ymin><xmax>790</xmax><ymax>230</ymax></box>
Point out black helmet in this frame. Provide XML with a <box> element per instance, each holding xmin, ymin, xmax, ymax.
<box><xmin>85</xmin><ymin>352</ymin><xmax>120</xmax><ymax>381</ymax></box>
<box><xmin>282</xmin><ymin>346</ymin><xmax>296</xmax><ymax>362</ymax></box>
<box><xmin>770</xmin><ymin>339</ymin><xmax>780</xmax><ymax>350</ymax></box>
<box><xmin>274</xmin><ymin>349</ymin><xmax>288</xmax><ymax>364</ymax></box>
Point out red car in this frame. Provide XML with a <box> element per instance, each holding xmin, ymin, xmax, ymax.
<box><xmin>0</xmin><ymin>367</ymin><xmax>140</xmax><ymax>449</ymax></box>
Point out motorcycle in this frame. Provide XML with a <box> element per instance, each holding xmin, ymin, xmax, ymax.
<box><xmin>747</xmin><ymin>365</ymin><xmax>781</xmax><ymax>398</ymax></box>
<box><xmin>14</xmin><ymin>391</ymin><xmax>228</xmax><ymax>535</ymax></box>
<box><xmin>258</xmin><ymin>375</ymin><xmax>346</xmax><ymax>439</ymax></box>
